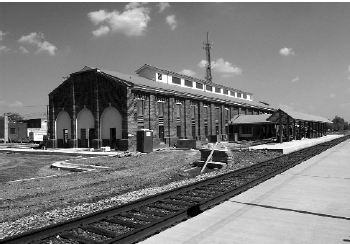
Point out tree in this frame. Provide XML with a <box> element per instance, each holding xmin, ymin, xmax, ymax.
<box><xmin>2</xmin><ymin>112</ymin><xmax>24</xmax><ymax>122</ymax></box>
<box><xmin>332</xmin><ymin>116</ymin><xmax>346</xmax><ymax>131</ymax></box>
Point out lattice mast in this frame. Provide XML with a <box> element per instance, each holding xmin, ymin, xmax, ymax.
<box><xmin>203</xmin><ymin>32</ymin><xmax>213</xmax><ymax>82</ymax></box>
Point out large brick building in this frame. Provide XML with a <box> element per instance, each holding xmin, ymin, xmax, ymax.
<box><xmin>47</xmin><ymin>64</ymin><xmax>274</xmax><ymax>150</ymax></box>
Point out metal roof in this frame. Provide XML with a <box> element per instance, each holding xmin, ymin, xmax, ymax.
<box><xmin>96</xmin><ymin>67</ymin><xmax>274</xmax><ymax>110</ymax></box>
<box><xmin>268</xmin><ymin>108</ymin><xmax>332</xmax><ymax>123</ymax></box>
<box><xmin>229</xmin><ymin>114</ymin><xmax>273</xmax><ymax>124</ymax></box>
<box><xmin>135</xmin><ymin>64</ymin><xmax>253</xmax><ymax>95</ymax></box>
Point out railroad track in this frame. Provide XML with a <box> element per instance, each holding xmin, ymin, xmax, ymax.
<box><xmin>2</xmin><ymin>135</ymin><xmax>349</xmax><ymax>244</ymax></box>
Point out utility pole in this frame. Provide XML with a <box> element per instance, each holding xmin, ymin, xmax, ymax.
<box><xmin>3</xmin><ymin>113</ymin><xmax>8</xmax><ymax>143</ymax></box>
<box><xmin>203</xmin><ymin>32</ymin><xmax>213</xmax><ymax>82</ymax></box>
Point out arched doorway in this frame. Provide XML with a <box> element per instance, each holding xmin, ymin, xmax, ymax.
<box><xmin>56</xmin><ymin>111</ymin><xmax>71</xmax><ymax>148</ymax></box>
<box><xmin>77</xmin><ymin>108</ymin><xmax>95</xmax><ymax>148</ymax></box>
<box><xmin>100</xmin><ymin>106</ymin><xmax>122</xmax><ymax>147</ymax></box>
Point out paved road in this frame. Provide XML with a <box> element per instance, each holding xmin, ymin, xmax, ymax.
<box><xmin>141</xmin><ymin>139</ymin><xmax>350</xmax><ymax>244</ymax></box>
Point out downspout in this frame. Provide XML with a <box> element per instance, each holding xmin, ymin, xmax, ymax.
<box><xmin>168</xmin><ymin>98</ymin><xmax>171</xmax><ymax>146</ymax></box>
<box><xmin>96</xmin><ymin>71</ymin><xmax>100</xmax><ymax>147</ymax></box>
<box><xmin>149</xmin><ymin>95</ymin><xmax>151</xmax><ymax>129</ymax></box>
<box><xmin>72</xmin><ymin>79</ymin><xmax>77</xmax><ymax>147</ymax></box>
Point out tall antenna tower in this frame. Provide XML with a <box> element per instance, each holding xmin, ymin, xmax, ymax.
<box><xmin>203</xmin><ymin>32</ymin><xmax>213</xmax><ymax>82</ymax></box>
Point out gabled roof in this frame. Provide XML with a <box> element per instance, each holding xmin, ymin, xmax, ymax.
<box><xmin>135</xmin><ymin>64</ymin><xmax>253</xmax><ymax>95</ymax></box>
<box><xmin>54</xmin><ymin>66</ymin><xmax>273</xmax><ymax>110</ymax></box>
<box><xmin>98</xmin><ymin>67</ymin><xmax>274</xmax><ymax>110</ymax></box>
<box><xmin>229</xmin><ymin>114</ymin><xmax>273</xmax><ymax>124</ymax></box>
<box><xmin>268</xmin><ymin>108</ymin><xmax>332</xmax><ymax>123</ymax></box>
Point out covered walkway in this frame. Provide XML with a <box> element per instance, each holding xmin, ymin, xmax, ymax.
<box><xmin>268</xmin><ymin>108</ymin><xmax>332</xmax><ymax>143</ymax></box>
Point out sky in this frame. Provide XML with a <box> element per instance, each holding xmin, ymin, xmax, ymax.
<box><xmin>0</xmin><ymin>2</ymin><xmax>350</xmax><ymax>121</ymax></box>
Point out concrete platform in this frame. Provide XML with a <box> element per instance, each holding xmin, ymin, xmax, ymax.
<box><xmin>141</xmin><ymin>138</ymin><xmax>350</xmax><ymax>244</ymax></box>
<box><xmin>249</xmin><ymin>134</ymin><xmax>343</xmax><ymax>154</ymax></box>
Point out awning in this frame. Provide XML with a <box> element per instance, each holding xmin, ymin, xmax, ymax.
<box><xmin>229</xmin><ymin>114</ymin><xmax>273</xmax><ymax>125</ymax></box>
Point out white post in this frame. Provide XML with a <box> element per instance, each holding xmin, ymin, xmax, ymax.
<box><xmin>4</xmin><ymin>113</ymin><xmax>8</xmax><ymax>143</ymax></box>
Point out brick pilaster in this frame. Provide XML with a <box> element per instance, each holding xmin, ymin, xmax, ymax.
<box><xmin>199</xmin><ymin>101</ymin><xmax>205</xmax><ymax>141</ymax></box>
<box><xmin>149</xmin><ymin>94</ymin><xmax>159</xmax><ymax>146</ymax></box>
<box><xmin>184</xmin><ymin>99</ymin><xmax>192</xmax><ymax>138</ymax></box>
<box><xmin>126</xmin><ymin>88</ymin><xmax>137</xmax><ymax>150</ymax></box>
<box><xmin>144</xmin><ymin>94</ymin><xmax>151</xmax><ymax>129</ymax></box>
<box><xmin>221</xmin><ymin>105</ymin><xmax>225</xmax><ymax>135</ymax></box>
<box><xmin>210</xmin><ymin>103</ymin><xmax>216</xmax><ymax>135</ymax></box>
<box><xmin>168</xmin><ymin>97</ymin><xmax>177</xmax><ymax>146</ymax></box>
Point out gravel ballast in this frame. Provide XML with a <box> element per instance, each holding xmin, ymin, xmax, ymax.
<box><xmin>0</xmin><ymin>148</ymin><xmax>281</xmax><ymax>240</ymax></box>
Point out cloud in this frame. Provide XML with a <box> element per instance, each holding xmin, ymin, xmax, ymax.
<box><xmin>19</xmin><ymin>46</ymin><xmax>29</xmax><ymax>54</ymax></box>
<box><xmin>92</xmin><ymin>25</ymin><xmax>110</xmax><ymax>37</ymax></box>
<box><xmin>0</xmin><ymin>45</ymin><xmax>10</xmax><ymax>54</ymax></box>
<box><xmin>8</xmin><ymin>101</ymin><xmax>23</xmax><ymax>108</ymax></box>
<box><xmin>158</xmin><ymin>2</ymin><xmax>170</xmax><ymax>13</ymax></box>
<box><xmin>329</xmin><ymin>93</ymin><xmax>336</xmax><ymax>99</ymax></box>
<box><xmin>88</xmin><ymin>3</ymin><xmax>151</xmax><ymax>37</ymax></box>
<box><xmin>291</xmin><ymin>76</ymin><xmax>299</xmax><ymax>83</ymax></box>
<box><xmin>347</xmin><ymin>65</ymin><xmax>350</xmax><ymax>80</ymax></box>
<box><xmin>179</xmin><ymin>69</ymin><xmax>196</xmax><ymax>77</ymax></box>
<box><xmin>279</xmin><ymin>47</ymin><xmax>295</xmax><ymax>56</ymax></box>
<box><xmin>18</xmin><ymin>32</ymin><xmax>57</xmax><ymax>56</ymax></box>
<box><xmin>198</xmin><ymin>58</ymin><xmax>242</xmax><ymax>77</ymax></box>
<box><xmin>340</xmin><ymin>102</ymin><xmax>350</xmax><ymax>108</ymax></box>
<box><xmin>0</xmin><ymin>30</ymin><xmax>6</xmax><ymax>41</ymax></box>
<box><xmin>198</xmin><ymin>60</ymin><xmax>207</xmax><ymax>68</ymax></box>
<box><xmin>166</xmin><ymin>15</ymin><xmax>177</xmax><ymax>31</ymax></box>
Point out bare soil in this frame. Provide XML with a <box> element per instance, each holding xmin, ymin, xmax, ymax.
<box><xmin>0</xmin><ymin>148</ymin><xmax>281</xmax><ymax>224</ymax></box>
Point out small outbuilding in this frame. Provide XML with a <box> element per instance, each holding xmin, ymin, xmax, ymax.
<box><xmin>228</xmin><ymin>114</ymin><xmax>275</xmax><ymax>141</ymax></box>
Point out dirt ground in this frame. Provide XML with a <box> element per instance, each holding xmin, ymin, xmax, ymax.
<box><xmin>0</xmin><ymin>152</ymin><xmax>75</xmax><ymax>182</ymax></box>
<box><xmin>0</xmin><ymin>148</ymin><xmax>281</xmax><ymax>225</ymax></box>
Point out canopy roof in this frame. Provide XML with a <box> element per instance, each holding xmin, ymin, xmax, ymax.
<box><xmin>268</xmin><ymin>108</ymin><xmax>332</xmax><ymax>123</ymax></box>
<box><xmin>229</xmin><ymin>114</ymin><xmax>273</xmax><ymax>125</ymax></box>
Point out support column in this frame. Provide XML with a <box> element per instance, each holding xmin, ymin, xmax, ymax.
<box><xmin>286</xmin><ymin>116</ymin><xmax>290</xmax><ymax>142</ymax></box>
<box><xmin>307</xmin><ymin>121</ymin><xmax>311</xmax><ymax>138</ymax></box>
<box><xmin>293</xmin><ymin>119</ymin><xmax>296</xmax><ymax>140</ymax></box>
<box><xmin>71</xmin><ymin>80</ymin><xmax>78</xmax><ymax>148</ymax></box>
<box><xmin>279</xmin><ymin>112</ymin><xmax>283</xmax><ymax>143</ymax></box>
